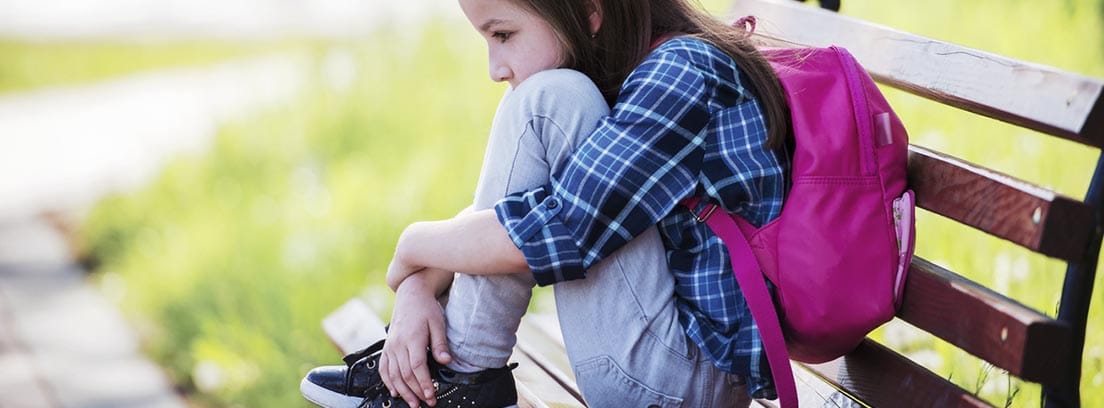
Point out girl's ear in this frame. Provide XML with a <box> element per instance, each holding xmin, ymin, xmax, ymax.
<box><xmin>587</xmin><ymin>0</ymin><xmax>603</xmax><ymax>36</ymax></box>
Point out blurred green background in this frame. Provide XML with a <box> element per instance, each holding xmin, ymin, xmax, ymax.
<box><xmin>3</xmin><ymin>0</ymin><xmax>1098</xmax><ymax>406</ymax></box>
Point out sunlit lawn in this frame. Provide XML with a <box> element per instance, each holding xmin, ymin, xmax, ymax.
<box><xmin>54</xmin><ymin>0</ymin><xmax>1104</xmax><ymax>406</ymax></box>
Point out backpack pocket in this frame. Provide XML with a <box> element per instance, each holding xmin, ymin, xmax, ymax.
<box><xmin>774</xmin><ymin>176</ymin><xmax>900</xmax><ymax>362</ymax></box>
<box><xmin>891</xmin><ymin>189</ymin><xmax>916</xmax><ymax>307</ymax></box>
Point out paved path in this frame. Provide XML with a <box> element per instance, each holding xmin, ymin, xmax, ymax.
<box><xmin>0</xmin><ymin>53</ymin><xmax>309</xmax><ymax>220</ymax></box>
<box><xmin>0</xmin><ymin>218</ymin><xmax>185</xmax><ymax>408</ymax></box>
<box><xmin>0</xmin><ymin>3</ymin><xmax>450</xmax><ymax>404</ymax></box>
<box><xmin>0</xmin><ymin>53</ymin><xmax>311</xmax><ymax>407</ymax></box>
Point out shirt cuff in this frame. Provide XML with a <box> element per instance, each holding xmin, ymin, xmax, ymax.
<box><xmin>493</xmin><ymin>185</ymin><xmax>586</xmax><ymax>286</ymax></box>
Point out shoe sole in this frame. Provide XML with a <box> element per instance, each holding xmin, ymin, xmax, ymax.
<box><xmin>300</xmin><ymin>376</ymin><xmax>520</xmax><ymax>408</ymax></box>
<box><xmin>300</xmin><ymin>376</ymin><xmax>364</xmax><ymax>408</ymax></box>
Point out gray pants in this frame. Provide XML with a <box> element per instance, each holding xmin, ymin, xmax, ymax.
<box><xmin>444</xmin><ymin>69</ymin><xmax>750</xmax><ymax>407</ymax></box>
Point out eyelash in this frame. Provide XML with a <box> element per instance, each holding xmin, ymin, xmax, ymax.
<box><xmin>491</xmin><ymin>31</ymin><xmax>513</xmax><ymax>42</ymax></box>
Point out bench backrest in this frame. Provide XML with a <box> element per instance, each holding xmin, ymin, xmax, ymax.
<box><xmin>728</xmin><ymin>1</ymin><xmax>1104</xmax><ymax>407</ymax></box>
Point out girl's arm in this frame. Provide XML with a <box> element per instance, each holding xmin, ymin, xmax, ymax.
<box><xmin>388</xmin><ymin>45</ymin><xmax>721</xmax><ymax>290</ymax></box>
<box><xmin>387</xmin><ymin>205</ymin><xmax>482</xmax><ymax>292</ymax></box>
<box><xmin>387</xmin><ymin>210</ymin><xmax>525</xmax><ymax>290</ymax></box>
<box><xmin>402</xmin><ymin>266</ymin><xmax>455</xmax><ymax>297</ymax></box>
<box><xmin>489</xmin><ymin>47</ymin><xmax>717</xmax><ymax>286</ymax></box>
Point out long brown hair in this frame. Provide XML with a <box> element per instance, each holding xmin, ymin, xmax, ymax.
<box><xmin>510</xmin><ymin>0</ymin><xmax>790</xmax><ymax>149</ymax></box>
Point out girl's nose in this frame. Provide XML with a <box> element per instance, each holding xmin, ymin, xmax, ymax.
<box><xmin>488</xmin><ymin>52</ymin><xmax>511</xmax><ymax>83</ymax></box>
<box><xmin>490</xmin><ymin>66</ymin><xmax>510</xmax><ymax>82</ymax></box>
<box><xmin>490</xmin><ymin>65</ymin><xmax>511</xmax><ymax>83</ymax></box>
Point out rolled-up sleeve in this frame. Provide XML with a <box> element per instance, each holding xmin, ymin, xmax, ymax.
<box><xmin>495</xmin><ymin>48</ymin><xmax>713</xmax><ymax>286</ymax></box>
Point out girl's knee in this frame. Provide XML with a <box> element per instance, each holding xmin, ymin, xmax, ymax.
<box><xmin>508</xmin><ymin>69</ymin><xmax>608</xmax><ymax>119</ymax></box>
<box><xmin>491</xmin><ymin>69</ymin><xmax>609</xmax><ymax>174</ymax></box>
<box><xmin>515</xmin><ymin>69</ymin><xmax>595</xmax><ymax>94</ymax></box>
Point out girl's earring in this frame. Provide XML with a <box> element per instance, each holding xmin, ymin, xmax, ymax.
<box><xmin>591</xmin><ymin>33</ymin><xmax>597</xmax><ymax>39</ymax></box>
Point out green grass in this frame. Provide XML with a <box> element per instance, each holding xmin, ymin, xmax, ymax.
<box><xmin>77</xmin><ymin>26</ymin><xmax>502</xmax><ymax>407</ymax></box>
<box><xmin>0</xmin><ymin>40</ymin><xmax>284</xmax><ymax>93</ymax></box>
<box><xmin>73</xmin><ymin>1</ymin><xmax>1103</xmax><ymax>407</ymax></box>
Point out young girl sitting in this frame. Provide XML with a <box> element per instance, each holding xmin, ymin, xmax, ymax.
<box><xmin>301</xmin><ymin>0</ymin><xmax>791</xmax><ymax>407</ymax></box>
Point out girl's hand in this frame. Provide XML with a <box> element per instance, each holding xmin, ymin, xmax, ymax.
<box><xmin>379</xmin><ymin>272</ymin><xmax>453</xmax><ymax>407</ymax></box>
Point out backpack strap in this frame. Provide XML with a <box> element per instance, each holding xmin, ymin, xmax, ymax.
<box><xmin>682</xmin><ymin>199</ymin><xmax>797</xmax><ymax>408</ymax></box>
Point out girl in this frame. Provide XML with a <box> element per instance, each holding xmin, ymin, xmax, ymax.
<box><xmin>302</xmin><ymin>0</ymin><xmax>791</xmax><ymax>406</ymax></box>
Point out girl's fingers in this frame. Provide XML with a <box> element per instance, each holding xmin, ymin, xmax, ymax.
<box><xmin>405</xmin><ymin>343</ymin><xmax>436</xmax><ymax>406</ymax></box>
<box><xmin>427</xmin><ymin>314</ymin><xmax>452</xmax><ymax>365</ymax></box>
<box><xmin>378</xmin><ymin>352</ymin><xmax>394</xmax><ymax>397</ymax></box>
<box><xmin>388</xmin><ymin>352</ymin><xmax>420</xmax><ymax>407</ymax></box>
<box><xmin>396</xmin><ymin>347</ymin><xmax>426</xmax><ymax>407</ymax></box>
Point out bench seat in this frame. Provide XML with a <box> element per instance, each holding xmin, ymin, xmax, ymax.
<box><xmin>322</xmin><ymin>298</ymin><xmax>870</xmax><ymax>408</ymax></box>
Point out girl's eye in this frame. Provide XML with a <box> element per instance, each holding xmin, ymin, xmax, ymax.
<box><xmin>491</xmin><ymin>31</ymin><xmax>513</xmax><ymax>42</ymax></box>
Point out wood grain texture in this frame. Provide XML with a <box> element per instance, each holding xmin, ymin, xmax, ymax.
<box><xmin>515</xmin><ymin>382</ymin><xmax>550</xmax><ymax>408</ymax></box>
<box><xmin>898</xmin><ymin>258</ymin><xmax>1072</xmax><ymax>383</ymax></box>
<box><xmin>730</xmin><ymin>0</ymin><xmax>1104</xmax><ymax>147</ymax></box>
<box><xmin>521</xmin><ymin>313</ymin><xmax>869</xmax><ymax>408</ymax></box>
<box><xmin>514</xmin><ymin>325</ymin><xmax>584</xmax><ymax>406</ymax></box>
<box><xmin>510</xmin><ymin>350</ymin><xmax>582</xmax><ymax>408</ymax></box>
<box><xmin>517</xmin><ymin>314</ymin><xmax>584</xmax><ymax>403</ymax></box>
<box><xmin>790</xmin><ymin>362</ymin><xmax>863</xmax><ymax>408</ymax></box>
<box><xmin>804</xmin><ymin>340</ymin><xmax>993</xmax><ymax>408</ymax></box>
<box><xmin>908</xmin><ymin>145</ymin><xmax>1095</xmax><ymax>261</ymax></box>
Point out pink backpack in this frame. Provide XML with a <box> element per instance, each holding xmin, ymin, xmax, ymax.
<box><xmin>684</xmin><ymin>46</ymin><xmax>916</xmax><ymax>407</ymax></box>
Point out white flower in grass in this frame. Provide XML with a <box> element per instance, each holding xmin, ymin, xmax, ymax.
<box><xmin>99</xmin><ymin>271</ymin><xmax>127</xmax><ymax>303</ymax></box>
<box><xmin>1011</xmin><ymin>255</ymin><xmax>1030</xmax><ymax>283</ymax></box>
<box><xmin>882</xmin><ymin>320</ymin><xmax>922</xmax><ymax>349</ymax></box>
<box><xmin>194</xmin><ymin>360</ymin><xmax>225</xmax><ymax>392</ymax></box>
<box><xmin>322</xmin><ymin>48</ymin><xmax>357</xmax><ymax>93</ymax></box>
<box><xmin>905</xmin><ymin>349</ymin><xmax>943</xmax><ymax>372</ymax></box>
<box><xmin>979</xmin><ymin>369</ymin><xmax>1010</xmax><ymax>397</ymax></box>
<box><xmin>993</xmin><ymin>252</ymin><xmax>1012</xmax><ymax>294</ymax></box>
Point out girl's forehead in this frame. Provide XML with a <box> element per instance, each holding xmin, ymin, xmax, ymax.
<box><xmin>460</xmin><ymin>0</ymin><xmax>534</xmax><ymax>27</ymax></box>
<box><xmin>461</xmin><ymin>0</ymin><xmax>529</xmax><ymax>14</ymax></box>
<box><xmin>460</xmin><ymin>0</ymin><xmax>518</xmax><ymax>13</ymax></box>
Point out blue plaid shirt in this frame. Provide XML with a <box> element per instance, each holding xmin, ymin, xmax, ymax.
<box><xmin>493</xmin><ymin>37</ymin><xmax>789</xmax><ymax>398</ymax></box>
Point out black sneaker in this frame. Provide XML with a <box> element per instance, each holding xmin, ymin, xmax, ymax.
<box><xmin>357</xmin><ymin>360</ymin><xmax>519</xmax><ymax>408</ymax></box>
<box><xmin>301</xmin><ymin>339</ymin><xmax>388</xmax><ymax>408</ymax></box>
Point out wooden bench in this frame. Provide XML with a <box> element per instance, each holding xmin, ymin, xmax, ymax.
<box><xmin>727</xmin><ymin>0</ymin><xmax>1103</xmax><ymax>407</ymax></box>
<box><xmin>322</xmin><ymin>0</ymin><xmax>1103</xmax><ymax>406</ymax></box>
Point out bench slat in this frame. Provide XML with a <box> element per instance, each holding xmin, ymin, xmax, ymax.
<box><xmin>789</xmin><ymin>362</ymin><xmax>862</xmax><ymax>408</ymax></box>
<box><xmin>516</xmin><ymin>314</ymin><xmax>585</xmax><ymax>404</ymax></box>
<box><xmin>730</xmin><ymin>0</ymin><xmax>1104</xmax><ymax>147</ymax></box>
<box><xmin>514</xmin><ymin>334</ymin><xmax>585</xmax><ymax>405</ymax></box>
<box><xmin>515</xmin><ymin>383</ymin><xmax>550</xmax><ymax>408</ymax></box>
<box><xmin>908</xmin><ymin>145</ymin><xmax>1095</xmax><ymax>261</ymax></box>
<box><xmin>510</xmin><ymin>350</ymin><xmax>583</xmax><ymax>408</ymax></box>
<box><xmin>899</xmin><ymin>258</ymin><xmax>1072</xmax><ymax>383</ymax></box>
<box><xmin>522</xmin><ymin>313</ymin><xmax>869</xmax><ymax>408</ymax></box>
<box><xmin>804</xmin><ymin>340</ymin><xmax>993</xmax><ymax>408</ymax></box>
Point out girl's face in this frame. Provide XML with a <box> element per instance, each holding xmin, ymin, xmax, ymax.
<box><xmin>459</xmin><ymin>0</ymin><xmax>566</xmax><ymax>88</ymax></box>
